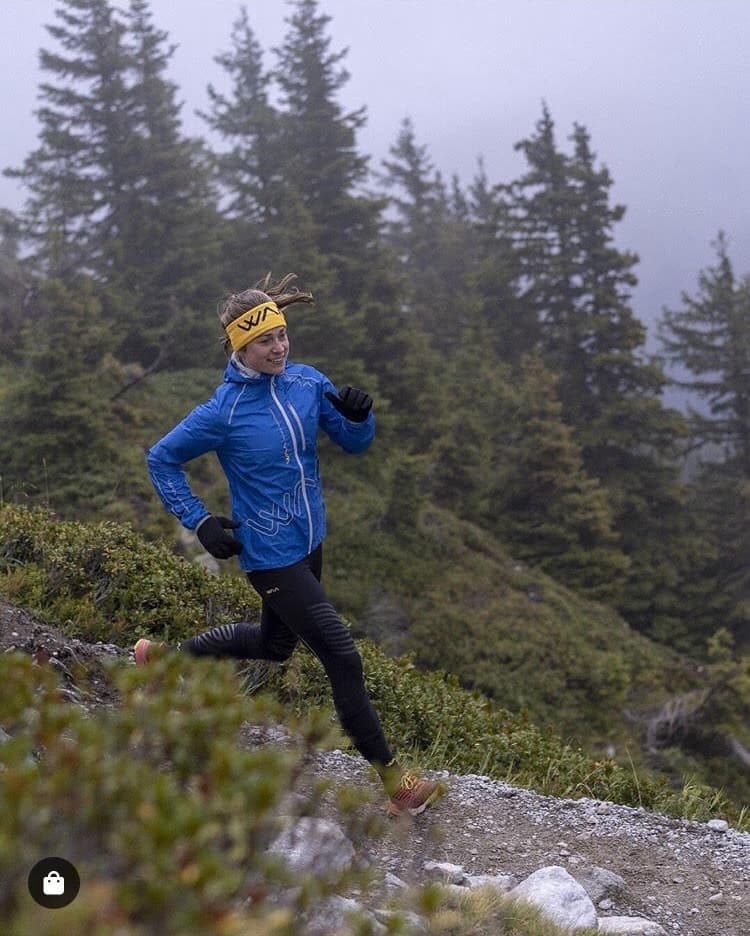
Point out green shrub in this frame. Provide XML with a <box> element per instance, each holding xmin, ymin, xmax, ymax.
<box><xmin>0</xmin><ymin>652</ymin><xmax>372</xmax><ymax>936</ymax></box>
<box><xmin>0</xmin><ymin>504</ymin><xmax>259</xmax><ymax>643</ymax></box>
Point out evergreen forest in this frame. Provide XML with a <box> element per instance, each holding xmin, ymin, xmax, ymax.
<box><xmin>1</xmin><ymin>0</ymin><xmax>749</xmax><ymax>809</ymax></box>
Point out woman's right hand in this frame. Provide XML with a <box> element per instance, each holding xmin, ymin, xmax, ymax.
<box><xmin>196</xmin><ymin>515</ymin><xmax>244</xmax><ymax>559</ymax></box>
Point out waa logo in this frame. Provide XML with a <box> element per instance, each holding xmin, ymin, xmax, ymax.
<box><xmin>235</xmin><ymin>305</ymin><xmax>281</xmax><ymax>332</ymax></box>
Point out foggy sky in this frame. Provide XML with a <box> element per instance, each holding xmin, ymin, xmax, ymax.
<box><xmin>3</xmin><ymin>0</ymin><xmax>749</xmax><ymax>351</ymax></box>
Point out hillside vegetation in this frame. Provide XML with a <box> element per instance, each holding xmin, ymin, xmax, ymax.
<box><xmin>1</xmin><ymin>503</ymin><xmax>745</xmax><ymax>824</ymax></box>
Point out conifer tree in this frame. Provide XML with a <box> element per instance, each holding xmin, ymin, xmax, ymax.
<box><xmin>0</xmin><ymin>210</ymin><xmax>29</xmax><ymax>362</ymax></box>
<box><xmin>488</xmin><ymin>356</ymin><xmax>630</xmax><ymax>604</ymax></box>
<box><xmin>380</xmin><ymin>117</ymin><xmax>439</xmax><ymax>265</ymax></box>
<box><xmin>0</xmin><ymin>277</ymin><xmax>148</xmax><ymax>514</ymax></box>
<box><xmin>356</xmin><ymin>260</ymin><xmax>446</xmax><ymax>454</ymax></box>
<box><xmin>7</xmin><ymin>0</ymin><xmax>221</xmax><ymax>366</ymax></box>
<box><xmin>429</xmin><ymin>309</ymin><xmax>505</xmax><ymax>520</ymax></box>
<box><xmin>203</xmin><ymin>8</ymin><xmax>332</xmax><ymax>304</ymax></box>
<box><xmin>5</xmin><ymin>0</ymin><xmax>132</xmax><ymax>278</ymax></box>
<box><xmin>466</xmin><ymin>159</ymin><xmax>531</xmax><ymax>363</ymax></box>
<box><xmin>205</xmin><ymin>1</ymin><xmax>386</xmax><ymax>379</ymax></box>
<box><xmin>675</xmin><ymin>468</ymin><xmax>749</xmax><ymax>652</ymax></box>
<box><xmin>199</xmin><ymin>6</ymin><xmax>285</xmax><ymax>282</ymax></box>
<box><xmin>508</xmin><ymin>104</ymin><xmax>578</xmax><ymax>365</ymax></box>
<box><xmin>379</xmin><ymin>117</ymin><xmax>474</xmax><ymax>352</ymax></box>
<box><xmin>660</xmin><ymin>233</ymin><xmax>750</xmax><ymax>475</ymax></box>
<box><xmin>114</xmin><ymin>0</ymin><xmax>222</xmax><ymax>365</ymax></box>
<box><xmin>508</xmin><ymin>107</ymin><xmax>649</xmax><ymax>418</ymax></box>
<box><xmin>272</xmin><ymin>0</ymin><xmax>382</xmax><ymax>304</ymax></box>
<box><xmin>509</xmin><ymin>105</ymin><xmax>697</xmax><ymax>634</ymax></box>
<box><xmin>660</xmin><ymin>237</ymin><xmax>750</xmax><ymax>648</ymax></box>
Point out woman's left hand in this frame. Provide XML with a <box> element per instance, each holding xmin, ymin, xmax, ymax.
<box><xmin>324</xmin><ymin>386</ymin><xmax>373</xmax><ymax>422</ymax></box>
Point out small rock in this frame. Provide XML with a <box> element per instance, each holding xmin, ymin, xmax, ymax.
<box><xmin>384</xmin><ymin>872</ymin><xmax>407</xmax><ymax>889</ymax></box>
<box><xmin>422</xmin><ymin>861</ymin><xmax>465</xmax><ymax>885</ymax></box>
<box><xmin>597</xmin><ymin>916</ymin><xmax>667</xmax><ymax>935</ymax></box>
<box><xmin>372</xmin><ymin>906</ymin><xmax>425</xmax><ymax>931</ymax></box>
<box><xmin>575</xmin><ymin>866</ymin><xmax>626</xmax><ymax>904</ymax></box>
<box><xmin>706</xmin><ymin>819</ymin><xmax>729</xmax><ymax>833</ymax></box>
<box><xmin>463</xmin><ymin>872</ymin><xmax>516</xmax><ymax>892</ymax></box>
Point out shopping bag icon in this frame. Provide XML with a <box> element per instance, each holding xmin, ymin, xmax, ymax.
<box><xmin>43</xmin><ymin>870</ymin><xmax>65</xmax><ymax>895</ymax></box>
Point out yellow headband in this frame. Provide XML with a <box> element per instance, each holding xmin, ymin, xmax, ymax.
<box><xmin>225</xmin><ymin>301</ymin><xmax>287</xmax><ymax>352</ymax></box>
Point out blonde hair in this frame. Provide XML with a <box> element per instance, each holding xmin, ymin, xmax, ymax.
<box><xmin>218</xmin><ymin>273</ymin><xmax>314</xmax><ymax>356</ymax></box>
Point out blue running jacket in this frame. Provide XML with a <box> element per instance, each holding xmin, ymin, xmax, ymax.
<box><xmin>146</xmin><ymin>360</ymin><xmax>375</xmax><ymax>571</ymax></box>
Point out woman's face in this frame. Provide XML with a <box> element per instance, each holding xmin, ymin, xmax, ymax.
<box><xmin>238</xmin><ymin>325</ymin><xmax>289</xmax><ymax>375</ymax></box>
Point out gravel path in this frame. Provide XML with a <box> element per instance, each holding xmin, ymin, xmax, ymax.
<box><xmin>310</xmin><ymin>748</ymin><xmax>750</xmax><ymax>936</ymax></box>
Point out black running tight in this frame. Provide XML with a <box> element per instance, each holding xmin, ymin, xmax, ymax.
<box><xmin>181</xmin><ymin>545</ymin><xmax>394</xmax><ymax>768</ymax></box>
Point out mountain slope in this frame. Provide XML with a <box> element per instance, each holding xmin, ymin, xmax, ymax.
<box><xmin>1</xmin><ymin>600</ymin><xmax>748</xmax><ymax>936</ymax></box>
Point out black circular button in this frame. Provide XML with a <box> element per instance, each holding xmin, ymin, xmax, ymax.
<box><xmin>27</xmin><ymin>857</ymin><xmax>80</xmax><ymax>908</ymax></box>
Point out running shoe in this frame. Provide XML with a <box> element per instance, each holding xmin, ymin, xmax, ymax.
<box><xmin>133</xmin><ymin>638</ymin><xmax>170</xmax><ymax>665</ymax></box>
<box><xmin>387</xmin><ymin>768</ymin><xmax>447</xmax><ymax>817</ymax></box>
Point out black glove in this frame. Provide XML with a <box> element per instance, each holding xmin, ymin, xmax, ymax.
<box><xmin>196</xmin><ymin>515</ymin><xmax>243</xmax><ymax>559</ymax></box>
<box><xmin>324</xmin><ymin>386</ymin><xmax>373</xmax><ymax>422</ymax></box>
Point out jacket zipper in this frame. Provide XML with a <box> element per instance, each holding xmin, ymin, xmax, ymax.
<box><xmin>270</xmin><ymin>377</ymin><xmax>314</xmax><ymax>553</ymax></box>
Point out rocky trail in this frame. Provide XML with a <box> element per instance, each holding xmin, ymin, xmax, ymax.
<box><xmin>1</xmin><ymin>599</ymin><xmax>748</xmax><ymax>935</ymax></box>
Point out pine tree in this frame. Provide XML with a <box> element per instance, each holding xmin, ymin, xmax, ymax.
<box><xmin>508</xmin><ymin>107</ymin><xmax>648</xmax><ymax>418</ymax></box>
<box><xmin>0</xmin><ymin>277</ymin><xmax>148</xmax><ymax>514</ymax></box>
<box><xmin>466</xmin><ymin>158</ymin><xmax>531</xmax><ymax>364</ymax></box>
<box><xmin>429</xmin><ymin>309</ymin><xmax>506</xmax><ymax>520</ymax></box>
<box><xmin>567</xmin><ymin>123</ymin><xmax>643</xmax><ymax>413</ymax></box>
<box><xmin>380</xmin><ymin>117</ymin><xmax>439</xmax><ymax>265</ymax></box>
<box><xmin>509</xmin><ymin>103</ymin><xmax>579</xmax><ymax>372</ymax></box>
<box><xmin>0</xmin><ymin>210</ymin><xmax>29</xmax><ymax>362</ymax></box>
<box><xmin>356</xmin><ymin>259</ymin><xmax>446</xmax><ymax>454</ymax></box>
<box><xmin>660</xmin><ymin>233</ymin><xmax>750</xmax><ymax>475</ymax></box>
<box><xmin>115</xmin><ymin>0</ymin><xmax>222</xmax><ymax>366</ymax></box>
<box><xmin>660</xmin><ymin>237</ymin><xmax>750</xmax><ymax>648</ymax></box>
<box><xmin>5</xmin><ymin>0</ymin><xmax>133</xmax><ymax>277</ymax></box>
<box><xmin>272</xmin><ymin>0</ymin><xmax>382</xmax><ymax>303</ymax></box>
<box><xmin>680</xmin><ymin>467</ymin><xmax>749</xmax><ymax>652</ymax></box>
<box><xmin>199</xmin><ymin>6</ymin><xmax>285</xmax><ymax>282</ymax></box>
<box><xmin>379</xmin><ymin>117</ymin><xmax>474</xmax><ymax>352</ymax></box>
<box><xmin>509</xmin><ymin>105</ymin><xmax>698</xmax><ymax>635</ymax></box>
<box><xmin>204</xmin><ymin>0</ymin><xmax>390</xmax><ymax>379</ymax></box>
<box><xmin>7</xmin><ymin>0</ymin><xmax>222</xmax><ymax>367</ymax></box>
<box><xmin>488</xmin><ymin>356</ymin><xmax>630</xmax><ymax>604</ymax></box>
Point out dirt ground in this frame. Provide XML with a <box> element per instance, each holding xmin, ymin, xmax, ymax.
<box><xmin>1</xmin><ymin>598</ymin><xmax>749</xmax><ymax>936</ymax></box>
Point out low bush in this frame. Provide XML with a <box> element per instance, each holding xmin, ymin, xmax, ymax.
<box><xmin>0</xmin><ymin>652</ymin><xmax>370</xmax><ymax>935</ymax></box>
<box><xmin>0</xmin><ymin>504</ymin><xmax>259</xmax><ymax>644</ymax></box>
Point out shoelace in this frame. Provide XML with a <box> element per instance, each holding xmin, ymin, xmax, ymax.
<box><xmin>397</xmin><ymin>770</ymin><xmax>420</xmax><ymax>793</ymax></box>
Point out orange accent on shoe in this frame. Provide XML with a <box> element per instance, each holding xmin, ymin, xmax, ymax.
<box><xmin>387</xmin><ymin>769</ymin><xmax>447</xmax><ymax>817</ymax></box>
<box><xmin>133</xmin><ymin>638</ymin><xmax>152</xmax><ymax>666</ymax></box>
